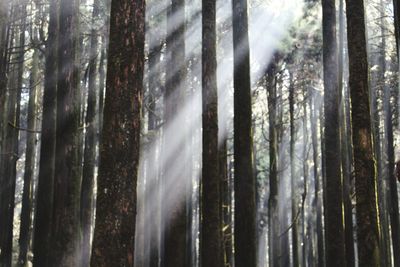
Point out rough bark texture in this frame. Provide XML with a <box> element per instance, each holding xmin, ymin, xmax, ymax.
<box><xmin>80</xmin><ymin>1</ymin><xmax>100</xmax><ymax>265</ymax></box>
<box><xmin>232</xmin><ymin>0</ymin><xmax>256</xmax><ymax>266</ymax></box>
<box><xmin>91</xmin><ymin>0</ymin><xmax>145</xmax><ymax>265</ymax></box>
<box><xmin>18</xmin><ymin>41</ymin><xmax>39</xmax><ymax>267</ymax></box>
<box><xmin>201</xmin><ymin>0</ymin><xmax>223</xmax><ymax>266</ymax></box>
<box><xmin>345</xmin><ymin>0</ymin><xmax>381</xmax><ymax>265</ymax></box>
<box><xmin>322</xmin><ymin>0</ymin><xmax>346</xmax><ymax>266</ymax></box>
<box><xmin>32</xmin><ymin>1</ymin><xmax>58</xmax><ymax>266</ymax></box>
<box><xmin>49</xmin><ymin>0</ymin><xmax>82</xmax><ymax>265</ymax></box>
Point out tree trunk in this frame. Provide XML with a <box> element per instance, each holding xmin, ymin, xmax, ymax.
<box><xmin>91</xmin><ymin>0</ymin><xmax>145</xmax><ymax>265</ymax></box>
<box><xmin>232</xmin><ymin>0</ymin><xmax>256</xmax><ymax>265</ymax></box>
<box><xmin>322</xmin><ymin>0</ymin><xmax>346</xmax><ymax>265</ymax></box>
<box><xmin>345</xmin><ymin>0</ymin><xmax>381</xmax><ymax>264</ymax></box>
<box><xmin>50</xmin><ymin>0</ymin><xmax>82</xmax><ymax>265</ymax></box>
<box><xmin>32</xmin><ymin>0</ymin><xmax>58</xmax><ymax>265</ymax></box>
<box><xmin>201</xmin><ymin>0</ymin><xmax>223</xmax><ymax>265</ymax></box>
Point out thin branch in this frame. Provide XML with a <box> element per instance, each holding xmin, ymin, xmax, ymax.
<box><xmin>8</xmin><ymin>121</ymin><xmax>41</xmax><ymax>133</ymax></box>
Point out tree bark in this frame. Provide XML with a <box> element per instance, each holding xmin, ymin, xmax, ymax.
<box><xmin>49</xmin><ymin>0</ymin><xmax>82</xmax><ymax>265</ymax></box>
<box><xmin>322</xmin><ymin>0</ymin><xmax>346</xmax><ymax>265</ymax></box>
<box><xmin>345</xmin><ymin>0</ymin><xmax>381</xmax><ymax>265</ymax></box>
<box><xmin>232</xmin><ymin>0</ymin><xmax>256</xmax><ymax>265</ymax></box>
<box><xmin>32</xmin><ymin>0</ymin><xmax>58</xmax><ymax>265</ymax></box>
<box><xmin>201</xmin><ymin>0</ymin><xmax>223</xmax><ymax>265</ymax></box>
<box><xmin>91</xmin><ymin>0</ymin><xmax>145</xmax><ymax>265</ymax></box>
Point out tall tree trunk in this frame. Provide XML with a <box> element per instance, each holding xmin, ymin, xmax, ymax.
<box><xmin>345</xmin><ymin>0</ymin><xmax>381</xmax><ymax>265</ymax></box>
<box><xmin>80</xmin><ymin>0</ymin><xmax>100</xmax><ymax>265</ymax></box>
<box><xmin>50</xmin><ymin>0</ymin><xmax>82</xmax><ymax>265</ymax></box>
<box><xmin>32</xmin><ymin>0</ymin><xmax>58</xmax><ymax>265</ymax></box>
<box><xmin>322</xmin><ymin>0</ymin><xmax>346</xmax><ymax>265</ymax></box>
<box><xmin>18</xmin><ymin>36</ymin><xmax>40</xmax><ymax>267</ymax></box>
<box><xmin>91</xmin><ymin>0</ymin><xmax>145</xmax><ymax>265</ymax></box>
<box><xmin>232</xmin><ymin>0</ymin><xmax>256</xmax><ymax>265</ymax></box>
<box><xmin>201</xmin><ymin>0</ymin><xmax>223</xmax><ymax>266</ymax></box>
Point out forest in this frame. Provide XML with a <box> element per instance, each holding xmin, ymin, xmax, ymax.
<box><xmin>0</xmin><ymin>0</ymin><xmax>399</xmax><ymax>266</ymax></box>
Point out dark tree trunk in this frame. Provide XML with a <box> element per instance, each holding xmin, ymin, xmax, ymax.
<box><xmin>91</xmin><ymin>0</ymin><xmax>145</xmax><ymax>265</ymax></box>
<box><xmin>232</xmin><ymin>0</ymin><xmax>256</xmax><ymax>265</ymax></box>
<box><xmin>18</xmin><ymin>38</ymin><xmax>40</xmax><ymax>267</ymax></box>
<box><xmin>32</xmin><ymin>0</ymin><xmax>58</xmax><ymax>265</ymax></box>
<box><xmin>80</xmin><ymin>1</ymin><xmax>100</xmax><ymax>265</ymax></box>
<box><xmin>345</xmin><ymin>0</ymin><xmax>381</xmax><ymax>265</ymax></box>
<box><xmin>201</xmin><ymin>0</ymin><xmax>223</xmax><ymax>265</ymax></box>
<box><xmin>49</xmin><ymin>0</ymin><xmax>82</xmax><ymax>265</ymax></box>
<box><xmin>322</xmin><ymin>0</ymin><xmax>346</xmax><ymax>266</ymax></box>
